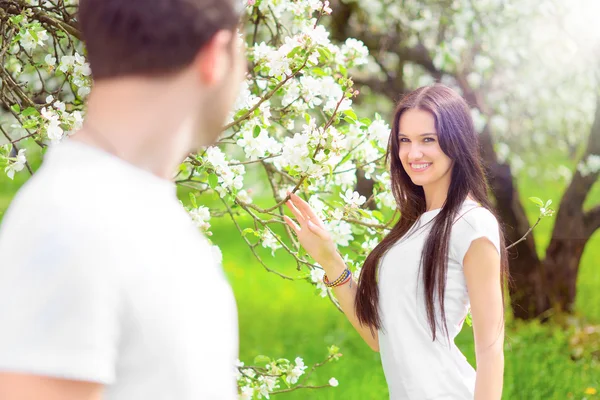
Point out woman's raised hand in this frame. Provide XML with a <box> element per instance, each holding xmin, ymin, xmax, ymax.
<box><xmin>283</xmin><ymin>192</ymin><xmax>341</xmax><ymax>269</ymax></box>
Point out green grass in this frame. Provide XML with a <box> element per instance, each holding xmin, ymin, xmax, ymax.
<box><xmin>211</xmin><ymin>215</ymin><xmax>600</xmax><ymax>399</ymax></box>
<box><xmin>1</xmin><ymin>149</ymin><xmax>599</xmax><ymax>399</ymax></box>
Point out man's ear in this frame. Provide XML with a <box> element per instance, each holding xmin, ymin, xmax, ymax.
<box><xmin>194</xmin><ymin>30</ymin><xmax>233</xmax><ymax>86</ymax></box>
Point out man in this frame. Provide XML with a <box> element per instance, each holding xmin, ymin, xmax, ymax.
<box><xmin>0</xmin><ymin>0</ymin><xmax>247</xmax><ymax>399</ymax></box>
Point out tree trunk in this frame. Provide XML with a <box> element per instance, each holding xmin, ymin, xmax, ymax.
<box><xmin>486</xmin><ymin>160</ymin><xmax>548</xmax><ymax>319</ymax></box>
<box><xmin>541</xmin><ymin>93</ymin><xmax>600</xmax><ymax>314</ymax></box>
<box><xmin>543</xmin><ymin>236</ymin><xmax>588</xmax><ymax>314</ymax></box>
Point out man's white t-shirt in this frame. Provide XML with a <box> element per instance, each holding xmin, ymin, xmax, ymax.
<box><xmin>378</xmin><ymin>199</ymin><xmax>501</xmax><ymax>399</ymax></box>
<box><xmin>0</xmin><ymin>140</ymin><xmax>238</xmax><ymax>399</ymax></box>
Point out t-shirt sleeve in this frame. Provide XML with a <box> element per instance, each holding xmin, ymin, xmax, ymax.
<box><xmin>0</xmin><ymin>206</ymin><xmax>120</xmax><ymax>384</ymax></box>
<box><xmin>451</xmin><ymin>207</ymin><xmax>502</xmax><ymax>266</ymax></box>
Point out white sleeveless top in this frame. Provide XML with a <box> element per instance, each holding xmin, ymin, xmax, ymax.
<box><xmin>377</xmin><ymin>200</ymin><xmax>501</xmax><ymax>399</ymax></box>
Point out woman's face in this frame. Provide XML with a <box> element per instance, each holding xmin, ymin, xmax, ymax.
<box><xmin>397</xmin><ymin>108</ymin><xmax>453</xmax><ymax>189</ymax></box>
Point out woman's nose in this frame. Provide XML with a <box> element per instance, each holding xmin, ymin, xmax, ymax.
<box><xmin>407</xmin><ymin>144</ymin><xmax>423</xmax><ymax>160</ymax></box>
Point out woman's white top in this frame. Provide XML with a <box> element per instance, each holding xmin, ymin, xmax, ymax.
<box><xmin>378</xmin><ymin>200</ymin><xmax>501</xmax><ymax>399</ymax></box>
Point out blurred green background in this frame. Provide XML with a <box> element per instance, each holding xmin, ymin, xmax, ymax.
<box><xmin>2</xmin><ymin>148</ymin><xmax>598</xmax><ymax>400</ymax></box>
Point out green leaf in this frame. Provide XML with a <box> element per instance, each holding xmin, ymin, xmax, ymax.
<box><xmin>22</xmin><ymin>119</ymin><xmax>38</xmax><ymax>129</ymax></box>
<box><xmin>242</xmin><ymin>228</ymin><xmax>255</xmax><ymax>236</ymax></box>
<box><xmin>317</xmin><ymin>47</ymin><xmax>333</xmax><ymax>62</ymax></box>
<box><xmin>208</xmin><ymin>173</ymin><xmax>218</xmax><ymax>189</ymax></box>
<box><xmin>372</xmin><ymin>210</ymin><xmax>385</xmax><ymax>222</ymax></box>
<box><xmin>254</xmin><ymin>355</ymin><xmax>271</xmax><ymax>365</ymax></box>
<box><xmin>287</xmin><ymin>46</ymin><xmax>301</xmax><ymax>59</ymax></box>
<box><xmin>465</xmin><ymin>310</ymin><xmax>473</xmax><ymax>327</ymax></box>
<box><xmin>10</xmin><ymin>104</ymin><xmax>20</xmax><ymax>113</ymax></box>
<box><xmin>343</xmin><ymin>109</ymin><xmax>358</xmax><ymax>120</ymax></box>
<box><xmin>253</xmin><ymin>125</ymin><xmax>261</xmax><ymax>138</ymax></box>
<box><xmin>357</xmin><ymin>209</ymin><xmax>371</xmax><ymax>218</ymax></box>
<box><xmin>359</xmin><ymin>117</ymin><xmax>372</xmax><ymax>125</ymax></box>
<box><xmin>22</xmin><ymin>107</ymin><xmax>39</xmax><ymax>117</ymax></box>
<box><xmin>528</xmin><ymin>197</ymin><xmax>544</xmax><ymax>207</ymax></box>
<box><xmin>282</xmin><ymin>374</ymin><xmax>291</xmax><ymax>388</ymax></box>
<box><xmin>343</xmin><ymin>117</ymin><xmax>356</xmax><ymax>124</ymax></box>
<box><xmin>337</xmin><ymin>150</ymin><xmax>354</xmax><ymax>166</ymax></box>
<box><xmin>328</xmin><ymin>345</ymin><xmax>340</xmax><ymax>355</ymax></box>
<box><xmin>339</xmin><ymin>64</ymin><xmax>348</xmax><ymax>77</ymax></box>
<box><xmin>233</xmin><ymin>109</ymin><xmax>247</xmax><ymax>120</ymax></box>
<box><xmin>188</xmin><ymin>193</ymin><xmax>197</xmax><ymax>208</ymax></box>
<box><xmin>9</xmin><ymin>15</ymin><xmax>24</xmax><ymax>24</ymax></box>
<box><xmin>312</xmin><ymin>67</ymin><xmax>327</xmax><ymax>77</ymax></box>
<box><xmin>545</xmin><ymin>199</ymin><xmax>553</xmax><ymax>208</ymax></box>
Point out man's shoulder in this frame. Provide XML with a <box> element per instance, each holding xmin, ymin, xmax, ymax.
<box><xmin>0</xmin><ymin>167</ymin><xmax>133</xmax><ymax>257</ymax></box>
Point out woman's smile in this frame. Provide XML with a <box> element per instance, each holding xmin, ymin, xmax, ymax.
<box><xmin>409</xmin><ymin>162</ymin><xmax>432</xmax><ymax>172</ymax></box>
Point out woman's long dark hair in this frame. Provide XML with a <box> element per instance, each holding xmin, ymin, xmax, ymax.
<box><xmin>355</xmin><ymin>84</ymin><xmax>509</xmax><ymax>341</ymax></box>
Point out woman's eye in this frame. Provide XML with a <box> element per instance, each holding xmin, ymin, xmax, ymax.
<box><xmin>399</xmin><ymin>138</ymin><xmax>409</xmax><ymax>142</ymax></box>
<box><xmin>424</xmin><ymin>137</ymin><xmax>435</xmax><ymax>142</ymax></box>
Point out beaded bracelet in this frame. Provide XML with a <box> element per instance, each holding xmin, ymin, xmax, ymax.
<box><xmin>323</xmin><ymin>268</ymin><xmax>352</xmax><ymax>288</ymax></box>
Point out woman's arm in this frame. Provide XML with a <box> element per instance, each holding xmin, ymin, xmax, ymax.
<box><xmin>284</xmin><ymin>193</ymin><xmax>379</xmax><ymax>351</ymax></box>
<box><xmin>322</xmin><ymin>255</ymin><xmax>380</xmax><ymax>351</ymax></box>
<box><xmin>463</xmin><ymin>237</ymin><xmax>504</xmax><ymax>400</ymax></box>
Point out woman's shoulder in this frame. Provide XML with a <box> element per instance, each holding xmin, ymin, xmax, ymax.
<box><xmin>450</xmin><ymin>201</ymin><xmax>502</xmax><ymax>259</ymax></box>
<box><xmin>453</xmin><ymin>201</ymin><xmax>500</xmax><ymax>232</ymax></box>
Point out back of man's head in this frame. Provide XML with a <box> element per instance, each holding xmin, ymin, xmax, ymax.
<box><xmin>78</xmin><ymin>0</ymin><xmax>240</xmax><ymax>80</ymax></box>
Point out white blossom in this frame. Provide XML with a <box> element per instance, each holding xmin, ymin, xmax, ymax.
<box><xmin>239</xmin><ymin>385</ymin><xmax>254</xmax><ymax>400</ymax></box>
<box><xmin>44</xmin><ymin>54</ymin><xmax>56</xmax><ymax>66</ymax></box>
<box><xmin>20</xmin><ymin>28</ymin><xmax>49</xmax><ymax>52</ymax></box>
<box><xmin>189</xmin><ymin>206</ymin><xmax>211</xmax><ymax>233</ymax></box>
<box><xmin>578</xmin><ymin>154</ymin><xmax>600</xmax><ymax>177</ymax></box>
<box><xmin>327</xmin><ymin>220</ymin><xmax>353</xmax><ymax>247</ymax></box>
<box><xmin>329</xmin><ymin>377</ymin><xmax>339</xmax><ymax>387</ymax></box>
<box><xmin>340</xmin><ymin>189</ymin><xmax>366</xmax><ymax>208</ymax></box>
<box><xmin>368</xmin><ymin>119</ymin><xmax>391</xmax><ymax>149</ymax></box>
<box><xmin>310</xmin><ymin>267</ymin><xmax>327</xmax><ymax>297</ymax></box>
<box><xmin>285</xmin><ymin>357</ymin><xmax>307</xmax><ymax>384</ymax></box>
<box><xmin>341</xmin><ymin>38</ymin><xmax>369</xmax><ymax>66</ymax></box>
<box><xmin>59</xmin><ymin>55</ymin><xmax>76</xmax><ymax>73</ymax></box>
<box><xmin>470</xmin><ymin>108</ymin><xmax>487</xmax><ymax>133</ymax></box>
<box><xmin>261</xmin><ymin>230</ymin><xmax>281</xmax><ymax>255</ymax></box>
<box><xmin>4</xmin><ymin>149</ymin><xmax>27</xmax><ymax>180</ymax></box>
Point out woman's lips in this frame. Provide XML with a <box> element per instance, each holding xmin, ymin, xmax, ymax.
<box><xmin>409</xmin><ymin>162</ymin><xmax>432</xmax><ymax>172</ymax></box>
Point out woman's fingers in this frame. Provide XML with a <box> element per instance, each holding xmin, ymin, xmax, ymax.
<box><xmin>290</xmin><ymin>193</ymin><xmax>325</xmax><ymax>228</ymax></box>
<box><xmin>307</xmin><ymin>220</ymin><xmax>329</xmax><ymax>240</ymax></box>
<box><xmin>283</xmin><ymin>216</ymin><xmax>300</xmax><ymax>235</ymax></box>
<box><xmin>286</xmin><ymin>200</ymin><xmax>306</xmax><ymax>225</ymax></box>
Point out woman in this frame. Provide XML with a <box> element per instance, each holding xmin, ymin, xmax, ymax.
<box><xmin>284</xmin><ymin>84</ymin><xmax>508</xmax><ymax>399</ymax></box>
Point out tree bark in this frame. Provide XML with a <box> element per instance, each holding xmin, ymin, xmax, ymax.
<box><xmin>540</xmin><ymin>93</ymin><xmax>600</xmax><ymax>313</ymax></box>
<box><xmin>478</xmin><ymin>126</ymin><xmax>546</xmax><ymax>319</ymax></box>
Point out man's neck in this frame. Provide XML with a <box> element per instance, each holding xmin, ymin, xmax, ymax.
<box><xmin>71</xmin><ymin>80</ymin><xmax>199</xmax><ymax>180</ymax></box>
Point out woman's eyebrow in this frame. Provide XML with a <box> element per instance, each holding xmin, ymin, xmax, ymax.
<box><xmin>398</xmin><ymin>133</ymin><xmax>438</xmax><ymax>137</ymax></box>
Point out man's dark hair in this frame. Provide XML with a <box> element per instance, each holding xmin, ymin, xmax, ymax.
<box><xmin>78</xmin><ymin>0</ymin><xmax>240</xmax><ymax>80</ymax></box>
